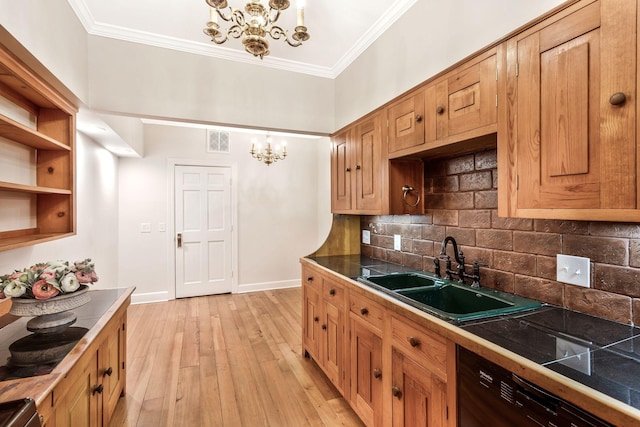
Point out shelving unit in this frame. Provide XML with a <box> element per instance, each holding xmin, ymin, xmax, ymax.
<box><xmin>0</xmin><ymin>42</ymin><xmax>76</xmax><ymax>251</ymax></box>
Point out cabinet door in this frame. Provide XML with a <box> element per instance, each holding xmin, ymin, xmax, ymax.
<box><xmin>322</xmin><ymin>297</ymin><xmax>345</xmax><ymax>392</ymax></box>
<box><xmin>331</xmin><ymin>128</ymin><xmax>353</xmax><ymax>212</ymax></box>
<box><xmin>100</xmin><ymin>318</ymin><xmax>125</xmax><ymax>427</ymax></box>
<box><xmin>505</xmin><ymin>0</ymin><xmax>636</xmax><ymax>215</ymax></box>
<box><xmin>390</xmin><ymin>348</ymin><xmax>447</xmax><ymax>427</ymax></box>
<box><xmin>388</xmin><ymin>90</ymin><xmax>426</xmax><ymax>154</ymax></box>
<box><xmin>355</xmin><ymin>114</ymin><xmax>384</xmax><ymax>212</ymax></box>
<box><xmin>350</xmin><ymin>317</ymin><xmax>383</xmax><ymax>427</ymax></box>
<box><xmin>302</xmin><ymin>278</ymin><xmax>321</xmax><ymax>360</ymax></box>
<box><xmin>55</xmin><ymin>358</ymin><xmax>100</xmax><ymax>427</ymax></box>
<box><xmin>432</xmin><ymin>54</ymin><xmax>497</xmax><ymax>141</ymax></box>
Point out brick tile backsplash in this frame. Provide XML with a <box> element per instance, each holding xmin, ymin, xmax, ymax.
<box><xmin>361</xmin><ymin>150</ymin><xmax>640</xmax><ymax>325</ymax></box>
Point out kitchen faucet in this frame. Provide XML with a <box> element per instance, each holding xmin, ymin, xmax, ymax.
<box><xmin>438</xmin><ymin>236</ymin><xmax>485</xmax><ymax>287</ymax></box>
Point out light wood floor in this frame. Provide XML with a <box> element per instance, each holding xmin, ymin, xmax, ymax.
<box><xmin>108</xmin><ymin>287</ymin><xmax>364</xmax><ymax>427</ymax></box>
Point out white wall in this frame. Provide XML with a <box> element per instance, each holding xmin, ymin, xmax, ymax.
<box><xmin>118</xmin><ymin>123</ymin><xmax>331</xmax><ymax>303</ymax></box>
<box><xmin>0</xmin><ymin>134</ymin><xmax>120</xmax><ymax>289</ymax></box>
<box><xmin>0</xmin><ymin>0</ymin><xmax>89</xmax><ymax>104</ymax></box>
<box><xmin>86</xmin><ymin>36</ymin><xmax>336</xmax><ymax>134</ymax></box>
<box><xmin>334</xmin><ymin>0</ymin><xmax>567</xmax><ymax>129</ymax></box>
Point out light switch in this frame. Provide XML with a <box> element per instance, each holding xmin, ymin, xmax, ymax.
<box><xmin>140</xmin><ymin>223</ymin><xmax>151</xmax><ymax>233</ymax></box>
<box><xmin>556</xmin><ymin>254</ymin><xmax>590</xmax><ymax>287</ymax></box>
<box><xmin>394</xmin><ymin>234</ymin><xmax>402</xmax><ymax>251</ymax></box>
<box><xmin>362</xmin><ymin>230</ymin><xmax>371</xmax><ymax>244</ymax></box>
<box><xmin>158</xmin><ymin>222</ymin><xmax>166</xmax><ymax>232</ymax></box>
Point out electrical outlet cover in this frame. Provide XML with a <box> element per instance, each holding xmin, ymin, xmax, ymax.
<box><xmin>362</xmin><ymin>230</ymin><xmax>371</xmax><ymax>245</ymax></box>
<box><xmin>394</xmin><ymin>234</ymin><xmax>402</xmax><ymax>251</ymax></box>
<box><xmin>556</xmin><ymin>254</ymin><xmax>590</xmax><ymax>287</ymax></box>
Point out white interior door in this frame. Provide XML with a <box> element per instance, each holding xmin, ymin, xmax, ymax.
<box><xmin>175</xmin><ymin>165</ymin><xmax>232</xmax><ymax>298</ymax></box>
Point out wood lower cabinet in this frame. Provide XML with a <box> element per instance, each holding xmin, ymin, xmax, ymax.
<box><xmin>499</xmin><ymin>0</ymin><xmax>639</xmax><ymax>221</ymax></box>
<box><xmin>390</xmin><ymin>316</ymin><xmax>452</xmax><ymax>427</ymax></box>
<box><xmin>349</xmin><ymin>293</ymin><xmax>385</xmax><ymax>427</ymax></box>
<box><xmin>301</xmin><ymin>261</ymin><xmax>455</xmax><ymax>427</ymax></box>
<box><xmin>302</xmin><ymin>264</ymin><xmax>347</xmax><ymax>393</ymax></box>
<box><xmin>52</xmin><ymin>311</ymin><xmax>127</xmax><ymax>427</ymax></box>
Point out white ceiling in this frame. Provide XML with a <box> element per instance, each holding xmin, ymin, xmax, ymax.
<box><xmin>66</xmin><ymin>0</ymin><xmax>417</xmax><ymax>78</ymax></box>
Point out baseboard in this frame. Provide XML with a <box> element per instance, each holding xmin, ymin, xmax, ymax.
<box><xmin>131</xmin><ymin>290</ymin><xmax>170</xmax><ymax>305</ymax></box>
<box><xmin>131</xmin><ymin>280</ymin><xmax>301</xmax><ymax>303</ymax></box>
<box><xmin>236</xmin><ymin>279</ymin><xmax>301</xmax><ymax>294</ymax></box>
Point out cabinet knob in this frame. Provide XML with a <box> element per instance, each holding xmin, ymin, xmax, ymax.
<box><xmin>313</xmin><ymin>316</ymin><xmax>319</xmax><ymax>322</ymax></box>
<box><xmin>415</xmin><ymin>114</ymin><xmax>423</xmax><ymax>123</ymax></box>
<box><xmin>322</xmin><ymin>324</ymin><xmax>327</xmax><ymax>331</ymax></box>
<box><xmin>329</xmin><ymin>288</ymin><xmax>336</xmax><ymax>296</ymax></box>
<box><xmin>360</xmin><ymin>307</ymin><xmax>369</xmax><ymax>316</ymax></box>
<box><xmin>408</xmin><ymin>336</ymin><xmax>420</xmax><ymax>347</ymax></box>
<box><xmin>92</xmin><ymin>384</ymin><xmax>104</xmax><ymax>395</ymax></box>
<box><xmin>346</xmin><ymin>167</ymin><xmax>351</xmax><ymax>172</ymax></box>
<box><xmin>307</xmin><ymin>276</ymin><xmax>313</xmax><ymax>282</ymax></box>
<box><xmin>610</xmin><ymin>92</ymin><xmax>627</xmax><ymax>106</ymax></box>
<box><xmin>436</xmin><ymin>105</ymin><xmax>445</xmax><ymax>115</ymax></box>
<box><xmin>47</xmin><ymin>166</ymin><xmax>55</xmax><ymax>174</ymax></box>
<box><xmin>103</xmin><ymin>367</ymin><xmax>113</xmax><ymax>377</ymax></box>
<box><xmin>373</xmin><ymin>368</ymin><xmax>382</xmax><ymax>379</ymax></box>
<box><xmin>391</xmin><ymin>386</ymin><xmax>402</xmax><ymax>399</ymax></box>
<box><xmin>356</xmin><ymin>165</ymin><xmax>361</xmax><ymax>170</ymax></box>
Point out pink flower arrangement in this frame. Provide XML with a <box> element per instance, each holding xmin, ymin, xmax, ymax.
<box><xmin>0</xmin><ymin>259</ymin><xmax>99</xmax><ymax>300</ymax></box>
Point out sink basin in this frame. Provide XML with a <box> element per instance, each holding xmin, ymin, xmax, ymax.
<box><xmin>358</xmin><ymin>273</ymin><xmax>542</xmax><ymax>322</ymax></box>
<box><xmin>361</xmin><ymin>272</ymin><xmax>439</xmax><ymax>291</ymax></box>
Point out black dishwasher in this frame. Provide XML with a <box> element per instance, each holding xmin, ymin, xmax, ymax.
<box><xmin>457</xmin><ymin>346</ymin><xmax>612</xmax><ymax>427</ymax></box>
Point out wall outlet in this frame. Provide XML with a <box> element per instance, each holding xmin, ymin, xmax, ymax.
<box><xmin>362</xmin><ymin>230</ymin><xmax>371</xmax><ymax>244</ymax></box>
<box><xmin>140</xmin><ymin>223</ymin><xmax>151</xmax><ymax>233</ymax></box>
<box><xmin>556</xmin><ymin>337</ymin><xmax>591</xmax><ymax>375</ymax></box>
<box><xmin>394</xmin><ymin>234</ymin><xmax>402</xmax><ymax>251</ymax></box>
<box><xmin>556</xmin><ymin>254</ymin><xmax>590</xmax><ymax>287</ymax></box>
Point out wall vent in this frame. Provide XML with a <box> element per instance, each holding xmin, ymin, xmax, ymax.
<box><xmin>206</xmin><ymin>129</ymin><xmax>230</xmax><ymax>153</ymax></box>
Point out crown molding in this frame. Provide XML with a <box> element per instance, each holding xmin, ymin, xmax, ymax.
<box><xmin>67</xmin><ymin>0</ymin><xmax>416</xmax><ymax>79</ymax></box>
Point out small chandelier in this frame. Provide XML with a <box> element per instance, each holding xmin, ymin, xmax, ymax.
<box><xmin>204</xmin><ymin>0</ymin><xmax>310</xmax><ymax>59</ymax></box>
<box><xmin>250</xmin><ymin>133</ymin><xmax>287</xmax><ymax>165</ymax></box>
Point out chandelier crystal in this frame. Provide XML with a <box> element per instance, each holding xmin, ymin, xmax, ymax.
<box><xmin>250</xmin><ymin>133</ymin><xmax>287</xmax><ymax>165</ymax></box>
<box><xmin>204</xmin><ymin>0</ymin><xmax>310</xmax><ymax>59</ymax></box>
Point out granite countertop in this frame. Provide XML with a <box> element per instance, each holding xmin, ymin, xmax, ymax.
<box><xmin>309</xmin><ymin>255</ymin><xmax>640</xmax><ymax>416</ymax></box>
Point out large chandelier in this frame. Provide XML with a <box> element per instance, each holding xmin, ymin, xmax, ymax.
<box><xmin>250</xmin><ymin>133</ymin><xmax>287</xmax><ymax>165</ymax></box>
<box><xmin>203</xmin><ymin>0</ymin><xmax>310</xmax><ymax>59</ymax></box>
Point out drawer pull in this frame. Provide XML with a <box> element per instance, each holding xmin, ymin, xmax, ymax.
<box><xmin>307</xmin><ymin>276</ymin><xmax>313</xmax><ymax>282</ymax></box>
<box><xmin>313</xmin><ymin>316</ymin><xmax>319</xmax><ymax>322</ymax></box>
<box><xmin>360</xmin><ymin>307</ymin><xmax>369</xmax><ymax>316</ymax></box>
<box><xmin>610</xmin><ymin>92</ymin><xmax>627</xmax><ymax>106</ymax></box>
<box><xmin>93</xmin><ymin>384</ymin><xmax>104</xmax><ymax>395</ymax></box>
<box><xmin>408</xmin><ymin>336</ymin><xmax>420</xmax><ymax>347</ymax></box>
<box><xmin>392</xmin><ymin>386</ymin><xmax>402</xmax><ymax>399</ymax></box>
<box><xmin>103</xmin><ymin>367</ymin><xmax>113</xmax><ymax>377</ymax></box>
<box><xmin>373</xmin><ymin>368</ymin><xmax>382</xmax><ymax>379</ymax></box>
<box><xmin>329</xmin><ymin>288</ymin><xmax>336</xmax><ymax>296</ymax></box>
<box><xmin>322</xmin><ymin>324</ymin><xmax>327</xmax><ymax>331</ymax></box>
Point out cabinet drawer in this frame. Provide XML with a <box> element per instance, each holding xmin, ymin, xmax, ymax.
<box><xmin>391</xmin><ymin>316</ymin><xmax>447</xmax><ymax>380</ymax></box>
<box><xmin>323</xmin><ymin>279</ymin><xmax>345</xmax><ymax>307</ymax></box>
<box><xmin>349</xmin><ymin>292</ymin><xmax>384</xmax><ymax>331</ymax></box>
<box><xmin>302</xmin><ymin>266</ymin><xmax>322</xmax><ymax>289</ymax></box>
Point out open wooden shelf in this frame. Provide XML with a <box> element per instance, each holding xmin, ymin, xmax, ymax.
<box><xmin>0</xmin><ymin>113</ymin><xmax>70</xmax><ymax>150</ymax></box>
<box><xmin>0</xmin><ymin>181</ymin><xmax>72</xmax><ymax>195</ymax></box>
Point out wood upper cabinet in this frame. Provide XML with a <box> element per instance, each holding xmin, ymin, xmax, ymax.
<box><xmin>499</xmin><ymin>0</ymin><xmax>639</xmax><ymax>221</ymax></box>
<box><xmin>331</xmin><ymin>112</ymin><xmax>386</xmax><ymax>214</ymax></box>
<box><xmin>427</xmin><ymin>51</ymin><xmax>498</xmax><ymax>146</ymax></box>
<box><xmin>387</xmin><ymin>90</ymin><xmax>426</xmax><ymax>154</ymax></box>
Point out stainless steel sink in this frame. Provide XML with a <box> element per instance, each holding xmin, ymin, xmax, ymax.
<box><xmin>358</xmin><ymin>273</ymin><xmax>542</xmax><ymax>322</ymax></box>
